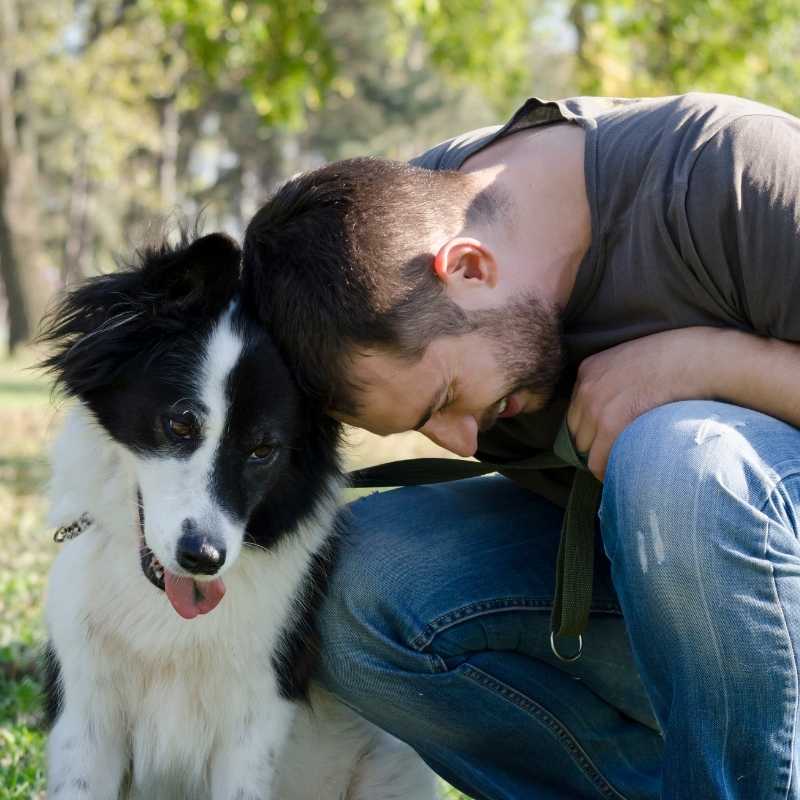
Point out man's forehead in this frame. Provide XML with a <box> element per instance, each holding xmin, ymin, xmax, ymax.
<box><xmin>338</xmin><ymin>347</ymin><xmax>443</xmax><ymax>434</ymax></box>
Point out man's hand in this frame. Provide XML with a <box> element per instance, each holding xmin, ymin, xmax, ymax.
<box><xmin>567</xmin><ymin>327</ymin><xmax>717</xmax><ymax>480</ymax></box>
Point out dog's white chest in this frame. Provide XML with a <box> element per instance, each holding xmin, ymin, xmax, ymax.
<box><xmin>122</xmin><ymin>653</ymin><xmax>284</xmax><ymax>796</ymax></box>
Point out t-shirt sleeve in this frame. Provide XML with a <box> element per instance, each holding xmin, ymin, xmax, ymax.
<box><xmin>409</xmin><ymin>125</ymin><xmax>504</xmax><ymax>170</ymax></box>
<box><xmin>684</xmin><ymin>113</ymin><xmax>800</xmax><ymax>340</ymax></box>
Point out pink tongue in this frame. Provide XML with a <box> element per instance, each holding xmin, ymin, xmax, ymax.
<box><xmin>164</xmin><ymin>571</ymin><xmax>226</xmax><ymax>619</ymax></box>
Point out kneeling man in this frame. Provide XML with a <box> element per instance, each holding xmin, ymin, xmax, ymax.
<box><xmin>242</xmin><ymin>93</ymin><xmax>800</xmax><ymax>799</ymax></box>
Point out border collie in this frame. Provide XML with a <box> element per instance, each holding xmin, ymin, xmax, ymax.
<box><xmin>40</xmin><ymin>233</ymin><xmax>437</xmax><ymax>799</ymax></box>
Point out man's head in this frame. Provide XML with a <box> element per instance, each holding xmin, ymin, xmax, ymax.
<box><xmin>242</xmin><ymin>156</ymin><xmax>564</xmax><ymax>456</ymax></box>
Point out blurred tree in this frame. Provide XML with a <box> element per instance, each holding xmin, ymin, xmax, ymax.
<box><xmin>5</xmin><ymin>0</ymin><xmax>799</xmax><ymax>352</ymax></box>
<box><xmin>0</xmin><ymin>0</ymin><xmax>59</xmax><ymax>351</ymax></box>
<box><xmin>569</xmin><ymin>0</ymin><xmax>800</xmax><ymax>113</ymax></box>
<box><xmin>148</xmin><ymin>0</ymin><xmax>535</xmax><ymax>127</ymax></box>
<box><xmin>3</xmin><ymin>0</ymin><xmax>539</xmax><ymax>351</ymax></box>
<box><xmin>388</xmin><ymin>0</ymin><xmax>532</xmax><ymax>106</ymax></box>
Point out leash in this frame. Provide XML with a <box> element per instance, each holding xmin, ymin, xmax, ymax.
<box><xmin>347</xmin><ymin>440</ymin><xmax>601</xmax><ymax>663</ymax></box>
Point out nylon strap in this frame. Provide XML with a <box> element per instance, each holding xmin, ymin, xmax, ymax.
<box><xmin>348</xmin><ymin>452</ymin><xmax>566</xmax><ymax>487</ymax></box>
<box><xmin>550</xmin><ymin>468</ymin><xmax>603</xmax><ymax>638</ymax></box>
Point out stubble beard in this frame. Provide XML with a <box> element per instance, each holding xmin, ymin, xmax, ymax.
<box><xmin>470</xmin><ymin>291</ymin><xmax>565</xmax><ymax>412</ymax></box>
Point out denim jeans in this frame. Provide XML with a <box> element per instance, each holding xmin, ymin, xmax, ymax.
<box><xmin>316</xmin><ymin>401</ymin><xmax>800</xmax><ymax>799</ymax></box>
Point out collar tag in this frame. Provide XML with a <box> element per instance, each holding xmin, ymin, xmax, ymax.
<box><xmin>53</xmin><ymin>512</ymin><xmax>94</xmax><ymax>543</ymax></box>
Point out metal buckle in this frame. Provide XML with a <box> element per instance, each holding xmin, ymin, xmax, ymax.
<box><xmin>550</xmin><ymin>630</ymin><xmax>583</xmax><ymax>663</ymax></box>
<box><xmin>53</xmin><ymin>512</ymin><xmax>93</xmax><ymax>543</ymax></box>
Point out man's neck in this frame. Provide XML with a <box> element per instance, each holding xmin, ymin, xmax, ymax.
<box><xmin>460</xmin><ymin>122</ymin><xmax>591</xmax><ymax>312</ymax></box>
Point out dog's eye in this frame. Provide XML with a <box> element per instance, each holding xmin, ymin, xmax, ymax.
<box><xmin>249</xmin><ymin>442</ymin><xmax>276</xmax><ymax>462</ymax></box>
<box><xmin>166</xmin><ymin>412</ymin><xmax>199</xmax><ymax>440</ymax></box>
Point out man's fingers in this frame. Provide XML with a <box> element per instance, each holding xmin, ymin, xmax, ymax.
<box><xmin>587</xmin><ymin>430</ymin><xmax>614</xmax><ymax>481</ymax></box>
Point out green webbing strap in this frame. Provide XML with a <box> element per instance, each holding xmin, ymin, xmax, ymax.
<box><xmin>548</xmin><ymin>420</ymin><xmax>604</xmax><ymax>660</ymax></box>
<box><xmin>348</xmin><ymin>452</ymin><xmax>567</xmax><ymax>488</ymax></box>
<box><xmin>549</xmin><ymin>469</ymin><xmax>603</xmax><ymax>659</ymax></box>
<box><xmin>347</xmin><ymin>423</ymin><xmax>602</xmax><ymax>663</ymax></box>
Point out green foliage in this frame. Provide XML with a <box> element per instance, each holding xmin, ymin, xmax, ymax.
<box><xmin>388</xmin><ymin>0</ymin><xmax>533</xmax><ymax>111</ymax></box>
<box><xmin>0</xmin><ymin>710</ymin><xmax>47</xmax><ymax>800</ymax></box>
<box><xmin>570</xmin><ymin>0</ymin><xmax>800</xmax><ymax>114</ymax></box>
<box><xmin>149</xmin><ymin>0</ymin><xmax>535</xmax><ymax>126</ymax></box>
<box><xmin>150</xmin><ymin>0</ymin><xmax>337</xmax><ymax>126</ymax></box>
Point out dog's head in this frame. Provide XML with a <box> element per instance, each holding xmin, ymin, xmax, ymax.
<box><xmin>41</xmin><ymin>232</ymin><xmax>340</xmax><ymax>619</ymax></box>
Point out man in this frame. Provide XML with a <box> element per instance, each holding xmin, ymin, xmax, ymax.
<box><xmin>241</xmin><ymin>93</ymin><xmax>800</xmax><ymax>799</ymax></box>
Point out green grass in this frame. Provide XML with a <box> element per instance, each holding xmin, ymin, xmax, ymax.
<box><xmin>0</xmin><ymin>352</ymin><xmax>470</xmax><ymax>799</ymax></box>
<box><xmin>0</xmin><ymin>354</ymin><xmax>52</xmax><ymax>799</ymax></box>
<box><xmin>0</xmin><ymin>355</ymin><xmax>51</xmax><ymax>409</ymax></box>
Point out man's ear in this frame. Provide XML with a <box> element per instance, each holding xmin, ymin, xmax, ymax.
<box><xmin>432</xmin><ymin>237</ymin><xmax>497</xmax><ymax>290</ymax></box>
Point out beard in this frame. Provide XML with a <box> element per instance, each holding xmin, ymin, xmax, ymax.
<box><xmin>468</xmin><ymin>291</ymin><xmax>564</xmax><ymax>410</ymax></box>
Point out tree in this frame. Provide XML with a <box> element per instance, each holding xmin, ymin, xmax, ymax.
<box><xmin>569</xmin><ymin>0</ymin><xmax>800</xmax><ymax>114</ymax></box>
<box><xmin>2</xmin><ymin>0</ymin><xmax>541</xmax><ymax>351</ymax></box>
<box><xmin>0</xmin><ymin>0</ymin><xmax>58</xmax><ymax>351</ymax></box>
<box><xmin>9</xmin><ymin>0</ymin><xmax>798</xmax><ymax>353</ymax></box>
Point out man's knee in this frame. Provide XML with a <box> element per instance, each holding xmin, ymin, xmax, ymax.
<box><xmin>599</xmin><ymin>400</ymin><xmax>793</xmax><ymax>625</ymax></box>
<box><xmin>602</xmin><ymin>401</ymin><xmax>780</xmax><ymax>544</ymax></box>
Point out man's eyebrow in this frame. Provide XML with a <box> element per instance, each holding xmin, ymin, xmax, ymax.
<box><xmin>413</xmin><ymin>384</ymin><xmax>448</xmax><ymax>431</ymax></box>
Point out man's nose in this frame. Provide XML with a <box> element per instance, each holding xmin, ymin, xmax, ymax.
<box><xmin>420</xmin><ymin>415</ymin><xmax>478</xmax><ymax>458</ymax></box>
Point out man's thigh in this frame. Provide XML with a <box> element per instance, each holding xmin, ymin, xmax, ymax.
<box><xmin>326</xmin><ymin>475</ymin><xmax>657</xmax><ymax>730</ymax></box>
<box><xmin>600</xmin><ymin>401</ymin><xmax>800</xmax><ymax>798</ymax></box>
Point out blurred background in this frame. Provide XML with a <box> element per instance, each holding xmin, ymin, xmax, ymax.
<box><xmin>1</xmin><ymin>0</ymin><xmax>799</xmax><ymax>796</ymax></box>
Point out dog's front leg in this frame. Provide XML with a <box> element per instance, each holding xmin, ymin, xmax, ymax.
<box><xmin>210</xmin><ymin>697</ymin><xmax>295</xmax><ymax>800</ymax></box>
<box><xmin>48</xmin><ymin>705</ymin><xmax>127</xmax><ymax>800</ymax></box>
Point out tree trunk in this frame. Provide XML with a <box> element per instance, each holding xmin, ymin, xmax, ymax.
<box><xmin>0</xmin><ymin>0</ymin><xmax>53</xmax><ymax>352</ymax></box>
<box><xmin>158</xmin><ymin>94</ymin><xmax>179</xmax><ymax>212</ymax></box>
<box><xmin>62</xmin><ymin>136</ymin><xmax>92</xmax><ymax>284</ymax></box>
<box><xmin>569</xmin><ymin>2</ymin><xmax>602</xmax><ymax>95</ymax></box>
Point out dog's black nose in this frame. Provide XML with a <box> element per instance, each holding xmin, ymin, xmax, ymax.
<box><xmin>176</xmin><ymin>521</ymin><xmax>226</xmax><ymax>575</ymax></box>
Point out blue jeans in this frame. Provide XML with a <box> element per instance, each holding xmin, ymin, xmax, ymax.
<box><xmin>316</xmin><ymin>401</ymin><xmax>800</xmax><ymax>799</ymax></box>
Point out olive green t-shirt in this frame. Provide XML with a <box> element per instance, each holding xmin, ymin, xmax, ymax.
<box><xmin>411</xmin><ymin>93</ymin><xmax>800</xmax><ymax>505</ymax></box>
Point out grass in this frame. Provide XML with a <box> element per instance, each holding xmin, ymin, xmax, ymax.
<box><xmin>0</xmin><ymin>354</ymin><xmax>55</xmax><ymax>799</ymax></box>
<box><xmin>0</xmin><ymin>352</ymin><xmax>468</xmax><ymax>799</ymax></box>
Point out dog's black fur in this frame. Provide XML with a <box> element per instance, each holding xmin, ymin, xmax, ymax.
<box><xmin>40</xmin><ymin>233</ymin><xmax>343</xmax><ymax>713</ymax></box>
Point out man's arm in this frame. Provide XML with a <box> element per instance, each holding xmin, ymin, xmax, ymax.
<box><xmin>567</xmin><ymin>326</ymin><xmax>800</xmax><ymax>480</ymax></box>
<box><xmin>571</xmin><ymin>111</ymin><xmax>800</xmax><ymax>480</ymax></box>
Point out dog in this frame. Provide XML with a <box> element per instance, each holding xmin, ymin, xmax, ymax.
<box><xmin>40</xmin><ymin>232</ymin><xmax>438</xmax><ymax>799</ymax></box>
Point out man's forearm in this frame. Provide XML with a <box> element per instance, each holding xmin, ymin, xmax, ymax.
<box><xmin>568</xmin><ymin>325</ymin><xmax>800</xmax><ymax>479</ymax></box>
<box><xmin>703</xmin><ymin>328</ymin><xmax>800</xmax><ymax>431</ymax></box>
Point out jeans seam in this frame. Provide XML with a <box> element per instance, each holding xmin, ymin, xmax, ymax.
<box><xmin>766</xmin><ymin>521</ymin><xmax>799</xmax><ymax>800</ymax></box>
<box><xmin>460</xmin><ymin>663</ymin><xmax>630</xmax><ymax>800</ymax></box>
<box><xmin>409</xmin><ymin>597</ymin><xmax>622</xmax><ymax>652</ymax></box>
<box><xmin>760</xmin><ymin>473</ymin><xmax>800</xmax><ymax>800</ymax></box>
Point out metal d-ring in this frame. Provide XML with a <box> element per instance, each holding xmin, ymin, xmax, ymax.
<box><xmin>550</xmin><ymin>630</ymin><xmax>583</xmax><ymax>663</ymax></box>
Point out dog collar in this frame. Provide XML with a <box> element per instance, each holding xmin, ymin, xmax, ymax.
<box><xmin>53</xmin><ymin>512</ymin><xmax>93</xmax><ymax>542</ymax></box>
<box><xmin>53</xmin><ymin>489</ymin><xmax>143</xmax><ymax>544</ymax></box>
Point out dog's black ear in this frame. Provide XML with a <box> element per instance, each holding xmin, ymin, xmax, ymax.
<box><xmin>141</xmin><ymin>232</ymin><xmax>241</xmax><ymax>317</ymax></box>
<box><xmin>38</xmin><ymin>232</ymin><xmax>242</xmax><ymax>397</ymax></box>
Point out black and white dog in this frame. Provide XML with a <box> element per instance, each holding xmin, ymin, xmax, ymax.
<box><xmin>40</xmin><ymin>233</ymin><xmax>437</xmax><ymax>799</ymax></box>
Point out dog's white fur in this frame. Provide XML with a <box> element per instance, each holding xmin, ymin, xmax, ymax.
<box><xmin>45</xmin><ymin>316</ymin><xmax>437</xmax><ymax>799</ymax></box>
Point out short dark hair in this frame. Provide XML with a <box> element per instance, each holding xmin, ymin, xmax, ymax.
<box><xmin>242</xmin><ymin>157</ymin><xmax>491</xmax><ymax>415</ymax></box>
